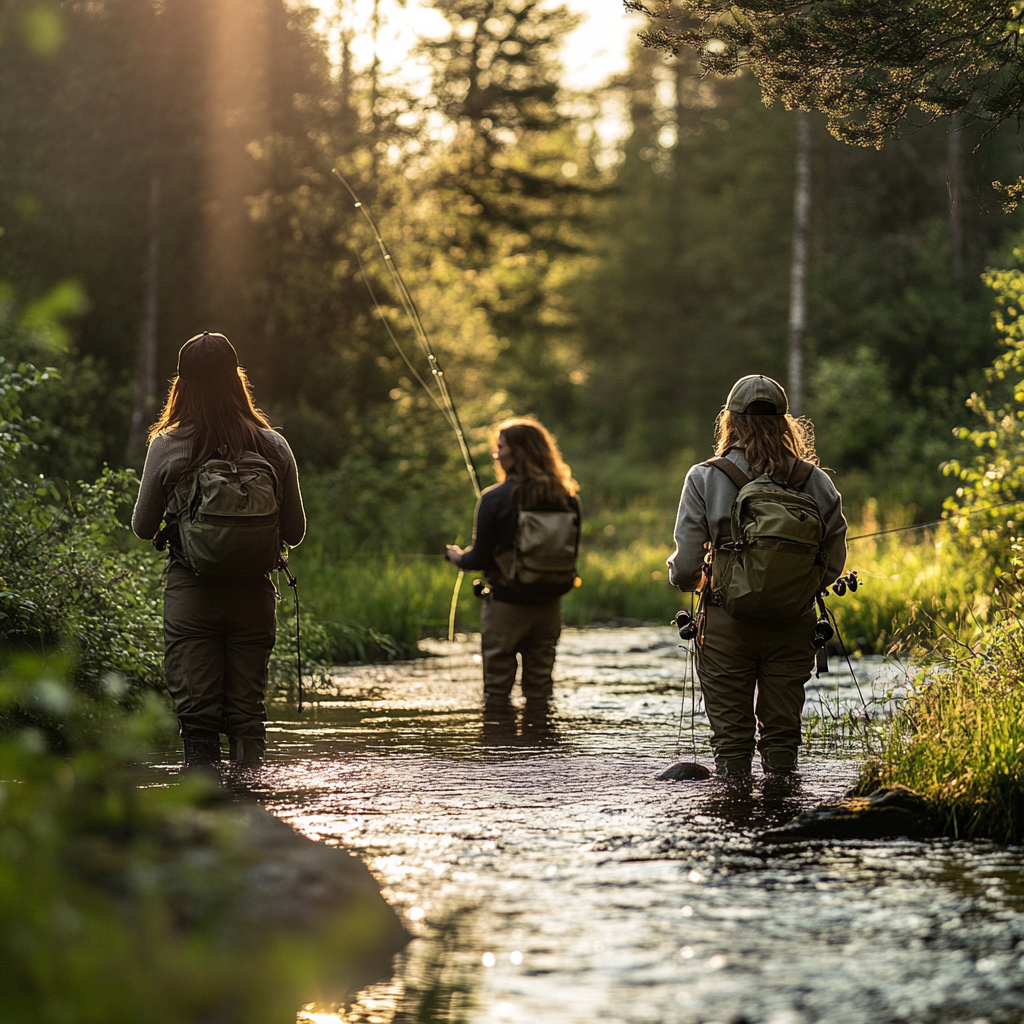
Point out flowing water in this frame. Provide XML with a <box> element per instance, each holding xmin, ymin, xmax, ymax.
<box><xmin>186</xmin><ymin>629</ymin><xmax>1024</xmax><ymax>1023</ymax></box>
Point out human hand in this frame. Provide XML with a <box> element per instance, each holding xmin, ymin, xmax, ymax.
<box><xmin>445</xmin><ymin>544</ymin><xmax>464</xmax><ymax>565</ymax></box>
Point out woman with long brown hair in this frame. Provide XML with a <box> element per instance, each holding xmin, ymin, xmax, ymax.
<box><xmin>132</xmin><ymin>332</ymin><xmax>305</xmax><ymax>767</ymax></box>
<box><xmin>446</xmin><ymin>417</ymin><xmax>581</xmax><ymax>707</ymax></box>
<box><xmin>667</xmin><ymin>375</ymin><xmax>847</xmax><ymax>778</ymax></box>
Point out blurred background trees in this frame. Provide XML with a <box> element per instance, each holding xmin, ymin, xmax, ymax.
<box><xmin>3</xmin><ymin>0</ymin><xmax>1024</xmax><ymax>536</ymax></box>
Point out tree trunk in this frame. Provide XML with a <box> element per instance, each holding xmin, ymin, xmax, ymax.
<box><xmin>127</xmin><ymin>173</ymin><xmax>161</xmax><ymax>465</ymax></box>
<box><xmin>947</xmin><ymin>111</ymin><xmax>964</xmax><ymax>287</ymax></box>
<box><xmin>787</xmin><ymin>110</ymin><xmax>811</xmax><ymax>416</ymax></box>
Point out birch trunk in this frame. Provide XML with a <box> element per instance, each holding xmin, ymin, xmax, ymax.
<box><xmin>947</xmin><ymin>111</ymin><xmax>964</xmax><ymax>286</ymax></box>
<box><xmin>787</xmin><ymin>110</ymin><xmax>810</xmax><ymax>416</ymax></box>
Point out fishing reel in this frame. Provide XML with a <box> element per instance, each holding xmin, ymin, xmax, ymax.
<box><xmin>813</xmin><ymin>615</ymin><xmax>834</xmax><ymax>649</ymax></box>
<box><xmin>472</xmin><ymin>579</ymin><xmax>491</xmax><ymax>599</ymax></box>
<box><xmin>673</xmin><ymin>609</ymin><xmax>699</xmax><ymax>641</ymax></box>
<box><xmin>830</xmin><ymin>570</ymin><xmax>859</xmax><ymax>597</ymax></box>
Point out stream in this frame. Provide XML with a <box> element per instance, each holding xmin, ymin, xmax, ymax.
<box><xmin>175</xmin><ymin>628</ymin><xmax>1024</xmax><ymax>1023</ymax></box>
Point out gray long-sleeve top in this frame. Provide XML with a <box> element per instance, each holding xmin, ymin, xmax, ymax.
<box><xmin>667</xmin><ymin>448</ymin><xmax>847</xmax><ymax>592</ymax></box>
<box><xmin>131</xmin><ymin>428</ymin><xmax>306</xmax><ymax>546</ymax></box>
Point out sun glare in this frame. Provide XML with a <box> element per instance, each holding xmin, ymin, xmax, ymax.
<box><xmin>304</xmin><ymin>0</ymin><xmax>642</xmax><ymax>92</ymax></box>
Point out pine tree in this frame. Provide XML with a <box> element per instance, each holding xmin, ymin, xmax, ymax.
<box><xmin>626</xmin><ymin>1</ymin><xmax>1024</xmax><ymax>148</ymax></box>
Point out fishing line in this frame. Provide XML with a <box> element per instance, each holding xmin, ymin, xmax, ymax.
<box><xmin>332</xmin><ymin>169</ymin><xmax>483</xmax><ymax>643</ymax></box>
<box><xmin>825</xmin><ymin>603</ymin><xmax>871</xmax><ymax>719</ymax></box>
<box><xmin>349</xmin><ymin>245</ymin><xmax>449</xmax><ymax>419</ymax></box>
<box><xmin>848</xmin><ymin>497</ymin><xmax>1023</xmax><ymax>542</ymax></box>
<box><xmin>674</xmin><ymin>592</ymin><xmax>701</xmax><ymax>761</ymax></box>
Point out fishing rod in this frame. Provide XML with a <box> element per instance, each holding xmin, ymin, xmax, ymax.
<box><xmin>332</xmin><ymin>169</ymin><xmax>483</xmax><ymax>641</ymax></box>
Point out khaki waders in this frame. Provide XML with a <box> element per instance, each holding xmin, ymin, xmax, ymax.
<box><xmin>480</xmin><ymin>595</ymin><xmax>562</xmax><ymax>703</ymax></box>
<box><xmin>696</xmin><ymin>604</ymin><xmax>816</xmax><ymax>772</ymax></box>
<box><xmin>163</xmin><ymin>562</ymin><xmax>277</xmax><ymax>762</ymax></box>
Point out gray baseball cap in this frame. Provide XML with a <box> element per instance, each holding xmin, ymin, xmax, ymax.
<box><xmin>725</xmin><ymin>374</ymin><xmax>788</xmax><ymax>415</ymax></box>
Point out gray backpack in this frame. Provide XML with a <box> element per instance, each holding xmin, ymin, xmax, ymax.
<box><xmin>705</xmin><ymin>457</ymin><xmax>826</xmax><ymax>622</ymax></box>
<box><xmin>172</xmin><ymin>451</ymin><xmax>281</xmax><ymax>577</ymax></box>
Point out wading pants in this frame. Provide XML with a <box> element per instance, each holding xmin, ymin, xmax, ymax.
<box><xmin>163</xmin><ymin>562</ymin><xmax>278</xmax><ymax>747</ymax></box>
<box><xmin>479</xmin><ymin>596</ymin><xmax>562</xmax><ymax>703</ymax></box>
<box><xmin>696</xmin><ymin>604</ymin><xmax>816</xmax><ymax>766</ymax></box>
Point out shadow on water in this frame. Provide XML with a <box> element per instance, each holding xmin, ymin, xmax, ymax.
<box><xmin>156</xmin><ymin>628</ymin><xmax>1024</xmax><ymax>1024</ymax></box>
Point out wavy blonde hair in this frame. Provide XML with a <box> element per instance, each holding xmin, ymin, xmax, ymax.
<box><xmin>714</xmin><ymin>410</ymin><xmax>817</xmax><ymax>478</ymax></box>
<box><xmin>491</xmin><ymin>417</ymin><xmax>578</xmax><ymax>508</ymax></box>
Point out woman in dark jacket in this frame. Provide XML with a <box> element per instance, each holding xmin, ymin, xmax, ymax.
<box><xmin>446</xmin><ymin>417</ymin><xmax>580</xmax><ymax>707</ymax></box>
<box><xmin>132</xmin><ymin>332</ymin><xmax>305</xmax><ymax>767</ymax></box>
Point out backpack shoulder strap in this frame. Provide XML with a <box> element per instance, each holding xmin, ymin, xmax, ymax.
<box><xmin>786</xmin><ymin>459</ymin><xmax>814</xmax><ymax>489</ymax></box>
<box><xmin>703</xmin><ymin>457</ymin><xmax>752</xmax><ymax>490</ymax></box>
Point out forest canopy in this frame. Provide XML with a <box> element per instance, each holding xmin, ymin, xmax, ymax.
<box><xmin>626</xmin><ymin>1</ymin><xmax>1024</xmax><ymax>147</ymax></box>
<box><xmin>1</xmin><ymin>0</ymin><xmax>1023</xmax><ymax>532</ymax></box>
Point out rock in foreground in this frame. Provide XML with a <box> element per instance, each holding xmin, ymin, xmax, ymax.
<box><xmin>757</xmin><ymin>785</ymin><xmax>940</xmax><ymax>843</ymax></box>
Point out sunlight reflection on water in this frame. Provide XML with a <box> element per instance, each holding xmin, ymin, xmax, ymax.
<box><xmin>162</xmin><ymin>628</ymin><xmax>1024</xmax><ymax>1023</ymax></box>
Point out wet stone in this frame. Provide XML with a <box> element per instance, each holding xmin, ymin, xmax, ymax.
<box><xmin>757</xmin><ymin>785</ymin><xmax>940</xmax><ymax>843</ymax></box>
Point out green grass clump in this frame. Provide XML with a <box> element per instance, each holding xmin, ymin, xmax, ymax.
<box><xmin>857</xmin><ymin>582</ymin><xmax>1024</xmax><ymax>841</ymax></box>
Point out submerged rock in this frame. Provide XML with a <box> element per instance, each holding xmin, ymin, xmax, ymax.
<box><xmin>657</xmin><ymin>760</ymin><xmax>713</xmax><ymax>781</ymax></box>
<box><xmin>757</xmin><ymin>785</ymin><xmax>939</xmax><ymax>843</ymax></box>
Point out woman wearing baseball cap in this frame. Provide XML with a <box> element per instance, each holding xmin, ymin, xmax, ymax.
<box><xmin>667</xmin><ymin>375</ymin><xmax>847</xmax><ymax>778</ymax></box>
<box><xmin>132</xmin><ymin>332</ymin><xmax>306</xmax><ymax>767</ymax></box>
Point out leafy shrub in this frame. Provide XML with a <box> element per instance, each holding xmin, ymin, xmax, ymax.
<box><xmin>0</xmin><ymin>360</ymin><xmax>164</xmax><ymax>694</ymax></box>
<box><xmin>0</xmin><ymin>655</ymin><xmax>397</xmax><ymax>1024</ymax></box>
<box><xmin>943</xmin><ymin>251</ymin><xmax>1024</xmax><ymax>569</ymax></box>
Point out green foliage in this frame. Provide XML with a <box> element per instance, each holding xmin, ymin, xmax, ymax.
<box><xmin>0</xmin><ymin>656</ymin><xmax>391</xmax><ymax>1023</ymax></box>
<box><xmin>629</xmin><ymin>1</ymin><xmax>1024</xmax><ymax>147</ymax></box>
<box><xmin>0</xmin><ymin>281</ymin><xmax>116</xmax><ymax>483</ymax></box>
<box><xmin>0</xmin><ymin>360</ymin><xmax>164</xmax><ymax>693</ymax></box>
<box><xmin>943</xmin><ymin>250</ymin><xmax>1024</xmax><ymax>566</ymax></box>
<box><xmin>858</xmin><ymin>580</ymin><xmax>1024</xmax><ymax>842</ymax></box>
<box><xmin>565</xmin><ymin>43</ymin><xmax>1011</xmax><ymax>510</ymax></box>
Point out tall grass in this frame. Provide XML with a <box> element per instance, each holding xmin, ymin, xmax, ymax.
<box><xmin>289</xmin><ymin>493</ymin><xmax>989</xmax><ymax>656</ymax></box>
<box><xmin>857</xmin><ymin>582</ymin><xmax>1024</xmax><ymax>841</ymax></box>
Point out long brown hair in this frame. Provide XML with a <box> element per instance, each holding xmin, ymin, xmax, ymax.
<box><xmin>714</xmin><ymin>410</ymin><xmax>817</xmax><ymax>477</ymax></box>
<box><xmin>148</xmin><ymin>367</ymin><xmax>273</xmax><ymax>466</ymax></box>
<box><xmin>491</xmin><ymin>417</ymin><xmax>578</xmax><ymax>508</ymax></box>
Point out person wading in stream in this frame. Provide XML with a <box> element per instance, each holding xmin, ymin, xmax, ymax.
<box><xmin>132</xmin><ymin>332</ymin><xmax>305</xmax><ymax>767</ymax></box>
<box><xmin>446</xmin><ymin>418</ymin><xmax>581</xmax><ymax>710</ymax></box>
<box><xmin>668</xmin><ymin>375</ymin><xmax>847</xmax><ymax>778</ymax></box>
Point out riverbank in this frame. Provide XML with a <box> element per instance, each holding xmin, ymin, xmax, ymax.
<box><xmin>0</xmin><ymin>659</ymin><xmax>406</xmax><ymax>1023</ymax></box>
<box><xmin>857</xmin><ymin>581</ymin><xmax>1024</xmax><ymax>842</ymax></box>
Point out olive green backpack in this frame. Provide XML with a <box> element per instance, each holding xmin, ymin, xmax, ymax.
<box><xmin>172</xmin><ymin>452</ymin><xmax>281</xmax><ymax>577</ymax></box>
<box><xmin>706</xmin><ymin>457</ymin><xmax>826</xmax><ymax>622</ymax></box>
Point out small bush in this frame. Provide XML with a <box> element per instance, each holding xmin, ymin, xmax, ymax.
<box><xmin>0</xmin><ymin>362</ymin><xmax>164</xmax><ymax>694</ymax></box>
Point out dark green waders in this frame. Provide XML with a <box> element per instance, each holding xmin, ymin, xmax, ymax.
<box><xmin>696</xmin><ymin>604</ymin><xmax>817</xmax><ymax>773</ymax></box>
<box><xmin>163</xmin><ymin>561</ymin><xmax>278</xmax><ymax>764</ymax></box>
<box><xmin>479</xmin><ymin>595</ymin><xmax>562</xmax><ymax>705</ymax></box>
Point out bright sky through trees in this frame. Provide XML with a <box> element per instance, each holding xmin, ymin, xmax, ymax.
<box><xmin>308</xmin><ymin>0</ymin><xmax>642</xmax><ymax>92</ymax></box>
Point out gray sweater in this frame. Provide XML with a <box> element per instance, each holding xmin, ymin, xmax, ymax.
<box><xmin>131</xmin><ymin>428</ymin><xmax>306</xmax><ymax>546</ymax></box>
<box><xmin>667</xmin><ymin>448</ymin><xmax>847</xmax><ymax>592</ymax></box>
